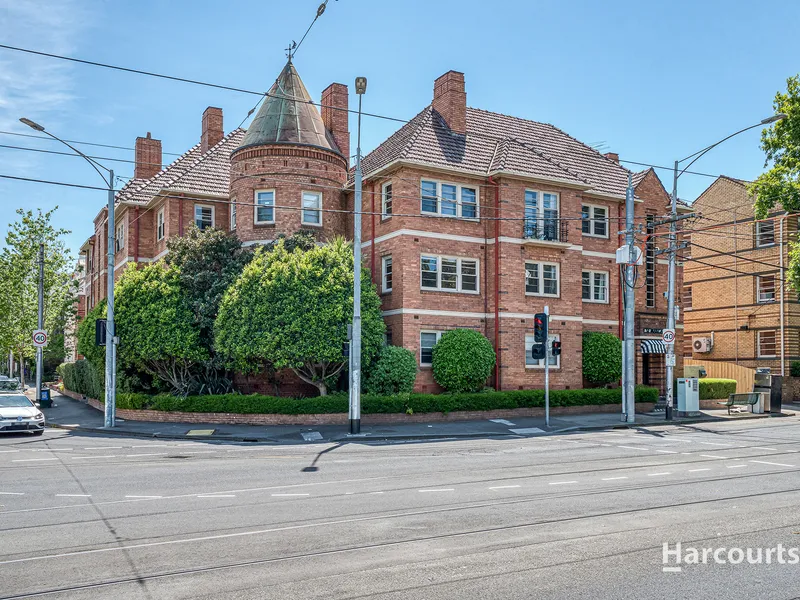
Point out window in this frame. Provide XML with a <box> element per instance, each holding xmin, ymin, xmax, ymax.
<box><xmin>302</xmin><ymin>191</ymin><xmax>322</xmax><ymax>225</ymax></box>
<box><xmin>254</xmin><ymin>190</ymin><xmax>275</xmax><ymax>224</ymax></box>
<box><xmin>757</xmin><ymin>274</ymin><xmax>776</xmax><ymax>303</ymax></box>
<box><xmin>684</xmin><ymin>284</ymin><xmax>692</xmax><ymax>311</ymax></box>
<box><xmin>115</xmin><ymin>222</ymin><xmax>125</xmax><ymax>252</ymax></box>
<box><xmin>525</xmin><ymin>333</ymin><xmax>560</xmax><ymax>368</ymax></box>
<box><xmin>756</xmin><ymin>220</ymin><xmax>775</xmax><ymax>247</ymax></box>
<box><xmin>419</xmin><ymin>179</ymin><xmax>478</xmax><ymax>219</ymax></box>
<box><xmin>420</xmin><ymin>255</ymin><xmax>478</xmax><ymax>293</ymax></box>
<box><xmin>525</xmin><ymin>262</ymin><xmax>559</xmax><ymax>297</ymax></box>
<box><xmin>382</xmin><ymin>255</ymin><xmax>393</xmax><ymax>293</ymax></box>
<box><xmin>758</xmin><ymin>330</ymin><xmax>777</xmax><ymax>358</ymax></box>
<box><xmin>230</xmin><ymin>200</ymin><xmax>237</xmax><ymax>230</ymax></box>
<box><xmin>381</xmin><ymin>182</ymin><xmax>392</xmax><ymax>219</ymax></box>
<box><xmin>646</xmin><ymin>215</ymin><xmax>656</xmax><ymax>307</ymax></box>
<box><xmin>582</xmin><ymin>270</ymin><xmax>608</xmax><ymax>303</ymax></box>
<box><xmin>581</xmin><ymin>204</ymin><xmax>608</xmax><ymax>237</ymax></box>
<box><xmin>420</xmin><ymin>331</ymin><xmax>443</xmax><ymax>365</ymax></box>
<box><xmin>156</xmin><ymin>209</ymin><xmax>165</xmax><ymax>241</ymax></box>
<box><xmin>524</xmin><ymin>190</ymin><xmax>560</xmax><ymax>240</ymax></box>
<box><xmin>194</xmin><ymin>205</ymin><xmax>214</xmax><ymax>231</ymax></box>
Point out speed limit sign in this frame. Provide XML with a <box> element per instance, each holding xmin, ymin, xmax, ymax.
<box><xmin>662</xmin><ymin>329</ymin><xmax>676</xmax><ymax>344</ymax></box>
<box><xmin>32</xmin><ymin>330</ymin><xmax>48</xmax><ymax>348</ymax></box>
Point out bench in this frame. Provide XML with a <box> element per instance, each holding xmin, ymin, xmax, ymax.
<box><xmin>719</xmin><ymin>393</ymin><xmax>760</xmax><ymax>415</ymax></box>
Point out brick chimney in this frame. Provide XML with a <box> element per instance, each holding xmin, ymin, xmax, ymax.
<box><xmin>321</xmin><ymin>83</ymin><xmax>350</xmax><ymax>164</ymax></box>
<box><xmin>432</xmin><ymin>71</ymin><xmax>467</xmax><ymax>135</ymax></box>
<box><xmin>604</xmin><ymin>152</ymin><xmax>620</xmax><ymax>163</ymax></box>
<box><xmin>134</xmin><ymin>132</ymin><xmax>162</xmax><ymax>180</ymax></box>
<box><xmin>201</xmin><ymin>106</ymin><xmax>224</xmax><ymax>153</ymax></box>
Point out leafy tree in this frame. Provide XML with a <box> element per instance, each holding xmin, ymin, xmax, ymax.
<box><xmin>364</xmin><ymin>345</ymin><xmax>418</xmax><ymax>395</ymax></box>
<box><xmin>582</xmin><ymin>332</ymin><xmax>622</xmax><ymax>385</ymax></box>
<box><xmin>115</xmin><ymin>263</ymin><xmax>208</xmax><ymax>396</ymax></box>
<box><xmin>215</xmin><ymin>238</ymin><xmax>384</xmax><ymax>396</ymax></box>
<box><xmin>76</xmin><ymin>300</ymin><xmax>107</xmax><ymax>373</ymax></box>
<box><xmin>431</xmin><ymin>329</ymin><xmax>495</xmax><ymax>393</ymax></box>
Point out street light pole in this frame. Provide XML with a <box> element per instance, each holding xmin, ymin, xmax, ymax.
<box><xmin>20</xmin><ymin>117</ymin><xmax>117</xmax><ymax>427</ymax></box>
<box><xmin>350</xmin><ymin>77</ymin><xmax>367</xmax><ymax>435</ymax></box>
<box><xmin>35</xmin><ymin>243</ymin><xmax>44</xmax><ymax>405</ymax></box>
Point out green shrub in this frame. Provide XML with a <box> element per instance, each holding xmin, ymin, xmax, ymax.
<box><xmin>60</xmin><ymin>359</ymin><xmax>104</xmax><ymax>400</ymax></box>
<box><xmin>364</xmin><ymin>346</ymin><xmax>418</xmax><ymax>395</ymax></box>
<box><xmin>431</xmin><ymin>329</ymin><xmax>496</xmax><ymax>393</ymax></box>
<box><xmin>582</xmin><ymin>332</ymin><xmax>622</xmax><ymax>384</ymax></box>
<box><xmin>699</xmin><ymin>378</ymin><xmax>736</xmax><ymax>400</ymax></box>
<box><xmin>791</xmin><ymin>362</ymin><xmax>800</xmax><ymax>377</ymax></box>
<box><xmin>113</xmin><ymin>386</ymin><xmax>658</xmax><ymax>414</ymax></box>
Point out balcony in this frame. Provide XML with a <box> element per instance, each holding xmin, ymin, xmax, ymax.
<box><xmin>522</xmin><ymin>218</ymin><xmax>570</xmax><ymax>246</ymax></box>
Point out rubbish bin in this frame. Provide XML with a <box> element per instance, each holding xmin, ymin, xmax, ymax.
<box><xmin>39</xmin><ymin>387</ymin><xmax>52</xmax><ymax>408</ymax></box>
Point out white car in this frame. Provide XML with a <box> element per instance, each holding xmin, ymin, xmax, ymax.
<box><xmin>0</xmin><ymin>394</ymin><xmax>45</xmax><ymax>435</ymax></box>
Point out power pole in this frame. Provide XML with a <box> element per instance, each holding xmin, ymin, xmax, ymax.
<box><xmin>664</xmin><ymin>161</ymin><xmax>679</xmax><ymax>421</ymax></box>
<box><xmin>104</xmin><ymin>168</ymin><xmax>116</xmax><ymax>428</ymax></box>
<box><xmin>35</xmin><ymin>243</ymin><xmax>44</xmax><ymax>405</ymax></box>
<box><xmin>621</xmin><ymin>174</ymin><xmax>636</xmax><ymax>423</ymax></box>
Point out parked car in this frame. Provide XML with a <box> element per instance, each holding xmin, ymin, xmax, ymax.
<box><xmin>0</xmin><ymin>393</ymin><xmax>45</xmax><ymax>435</ymax></box>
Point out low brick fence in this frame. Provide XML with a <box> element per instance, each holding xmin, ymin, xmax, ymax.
<box><xmin>58</xmin><ymin>388</ymin><xmax>656</xmax><ymax>426</ymax></box>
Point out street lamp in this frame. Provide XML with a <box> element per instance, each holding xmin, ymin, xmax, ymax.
<box><xmin>349</xmin><ymin>76</ymin><xmax>367</xmax><ymax>435</ymax></box>
<box><xmin>663</xmin><ymin>113</ymin><xmax>788</xmax><ymax>420</ymax></box>
<box><xmin>20</xmin><ymin>117</ymin><xmax>118</xmax><ymax>428</ymax></box>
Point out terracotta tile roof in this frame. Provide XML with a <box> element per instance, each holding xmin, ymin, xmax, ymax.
<box><xmin>358</xmin><ymin>106</ymin><xmax>632</xmax><ymax>197</ymax></box>
<box><xmin>116</xmin><ymin>129</ymin><xmax>245</xmax><ymax>205</ymax></box>
<box><xmin>631</xmin><ymin>168</ymin><xmax>650</xmax><ymax>189</ymax></box>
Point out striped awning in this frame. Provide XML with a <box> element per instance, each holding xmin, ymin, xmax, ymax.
<box><xmin>640</xmin><ymin>339</ymin><xmax>666</xmax><ymax>354</ymax></box>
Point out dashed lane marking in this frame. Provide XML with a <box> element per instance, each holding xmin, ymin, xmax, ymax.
<box><xmin>548</xmin><ymin>481</ymin><xmax>577</xmax><ymax>486</ymax></box>
<box><xmin>271</xmin><ymin>493</ymin><xmax>311</xmax><ymax>497</ymax></box>
<box><xmin>601</xmin><ymin>477</ymin><xmax>628</xmax><ymax>481</ymax></box>
<box><xmin>0</xmin><ymin>492</ymin><xmax>24</xmax><ymax>495</ymax></box>
<box><xmin>727</xmin><ymin>465</ymin><xmax>747</xmax><ymax>469</ymax></box>
<box><xmin>418</xmin><ymin>489</ymin><xmax>455</xmax><ymax>493</ymax></box>
<box><xmin>617</xmin><ymin>446</ymin><xmax>650</xmax><ymax>451</ymax></box>
<box><xmin>700</xmin><ymin>454</ymin><xmax>727</xmax><ymax>459</ymax></box>
<box><xmin>72</xmin><ymin>455</ymin><xmax>117</xmax><ymax>460</ymax></box>
<box><xmin>752</xmin><ymin>447</ymin><xmax>779</xmax><ymax>451</ymax></box>
<box><xmin>55</xmin><ymin>494</ymin><xmax>91</xmax><ymax>498</ymax></box>
<box><xmin>12</xmin><ymin>458</ymin><xmax>58</xmax><ymax>462</ymax></box>
<box><xmin>197</xmin><ymin>495</ymin><xmax>236</xmax><ymax>498</ymax></box>
<box><xmin>697</xmin><ymin>441</ymin><xmax>732</xmax><ymax>447</ymax></box>
<box><xmin>83</xmin><ymin>447</ymin><xmax>123</xmax><ymax>450</ymax></box>
<box><xmin>489</xmin><ymin>485</ymin><xmax>521</xmax><ymax>490</ymax></box>
<box><xmin>750</xmin><ymin>460</ymin><xmax>795</xmax><ymax>468</ymax></box>
<box><xmin>655</xmin><ymin>450</ymin><xmax>678</xmax><ymax>454</ymax></box>
<box><xmin>688</xmin><ymin>468</ymin><xmax>711</xmax><ymax>473</ymax></box>
<box><xmin>125</xmin><ymin>495</ymin><xmax>162</xmax><ymax>499</ymax></box>
<box><xmin>647</xmin><ymin>472</ymin><xmax>672</xmax><ymax>477</ymax></box>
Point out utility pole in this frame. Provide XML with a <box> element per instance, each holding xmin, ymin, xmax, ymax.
<box><xmin>664</xmin><ymin>161</ymin><xmax>679</xmax><ymax>420</ymax></box>
<box><xmin>623</xmin><ymin>174</ymin><xmax>636</xmax><ymax>423</ymax></box>
<box><xmin>104</xmin><ymin>168</ymin><xmax>116</xmax><ymax>428</ymax></box>
<box><xmin>350</xmin><ymin>77</ymin><xmax>367</xmax><ymax>435</ymax></box>
<box><xmin>35</xmin><ymin>243</ymin><xmax>44</xmax><ymax>405</ymax></box>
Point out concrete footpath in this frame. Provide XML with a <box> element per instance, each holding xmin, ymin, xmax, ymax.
<box><xmin>37</xmin><ymin>389</ymin><xmax>797</xmax><ymax>444</ymax></box>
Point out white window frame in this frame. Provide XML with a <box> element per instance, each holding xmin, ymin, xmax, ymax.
<box><xmin>582</xmin><ymin>270</ymin><xmax>609</xmax><ymax>303</ymax></box>
<box><xmin>420</xmin><ymin>178</ymin><xmax>479</xmax><ymax>220</ymax></box>
<box><xmin>420</xmin><ymin>330</ymin><xmax>444</xmax><ymax>366</ymax></box>
<box><xmin>301</xmin><ymin>190</ymin><xmax>323</xmax><ymax>226</ymax></box>
<box><xmin>757</xmin><ymin>274</ymin><xmax>776</xmax><ymax>303</ymax></box>
<box><xmin>254</xmin><ymin>189</ymin><xmax>275</xmax><ymax>225</ymax></box>
<box><xmin>581</xmin><ymin>203</ymin><xmax>609</xmax><ymax>238</ymax></box>
<box><xmin>382</xmin><ymin>255</ymin><xmax>393</xmax><ymax>293</ymax></box>
<box><xmin>525</xmin><ymin>261</ymin><xmax>560</xmax><ymax>298</ymax></box>
<box><xmin>381</xmin><ymin>181</ymin><xmax>393</xmax><ymax>220</ymax></box>
<box><xmin>525</xmin><ymin>333</ymin><xmax>560</xmax><ymax>369</ymax></box>
<box><xmin>523</xmin><ymin>190</ymin><xmax>560</xmax><ymax>239</ymax></box>
<box><xmin>420</xmin><ymin>254</ymin><xmax>480</xmax><ymax>294</ymax></box>
<box><xmin>156</xmin><ymin>208</ymin><xmax>165</xmax><ymax>241</ymax></box>
<box><xmin>755</xmin><ymin>220</ymin><xmax>775</xmax><ymax>247</ymax></box>
<box><xmin>757</xmin><ymin>330</ymin><xmax>777</xmax><ymax>358</ymax></box>
<box><xmin>115</xmin><ymin>221</ymin><xmax>125</xmax><ymax>252</ymax></box>
<box><xmin>194</xmin><ymin>204</ymin><xmax>214</xmax><ymax>231</ymax></box>
<box><xmin>230</xmin><ymin>200</ymin><xmax>237</xmax><ymax>231</ymax></box>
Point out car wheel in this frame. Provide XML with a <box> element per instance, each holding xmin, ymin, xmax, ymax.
<box><xmin>32</xmin><ymin>430</ymin><xmax>44</xmax><ymax>436</ymax></box>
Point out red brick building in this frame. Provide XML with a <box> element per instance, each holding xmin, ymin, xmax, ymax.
<box><xmin>77</xmin><ymin>61</ymin><xmax>683</xmax><ymax>395</ymax></box>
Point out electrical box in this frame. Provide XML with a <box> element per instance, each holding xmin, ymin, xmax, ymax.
<box><xmin>684</xmin><ymin>365</ymin><xmax>707</xmax><ymax>379</ymax></box>
<box><xmin>615</xmin><ymin>245</ymin><xmax>643</xmax><ymax>265</ymax></box>
<box><xmin>677</xmin><ymin>378</ymin><xmax>700</xmax><ymax>416</ymax></box>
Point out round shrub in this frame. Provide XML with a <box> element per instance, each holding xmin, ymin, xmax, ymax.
<box><xmin>364</xmin><ymin>345</ymin><xmax>418</xmax><ymax>395</ymax></box>
<box><xmin>431</xmin><ymin>329</ymin><xmax>496</xmax><ymax>393</ymax></box>
<box><xmin>582</xmin><ymin>332</ymin><xmax>622</xmax><ymax>385</ymax></box>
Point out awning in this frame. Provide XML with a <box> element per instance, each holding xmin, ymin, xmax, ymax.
<box><xmin>640</xmin><ymin>340</ymin><xmax>666</xmax><ymax>354</ymax></box>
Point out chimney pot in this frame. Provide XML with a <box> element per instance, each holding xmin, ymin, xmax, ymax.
<box><xmin>432</xmin><ymin>71</ymin><xmax>467</xmax><ymax>135</ymax></box>
<box><xmin>201</xmin><ymin>107</ymin><xmax>224</xmax><ymax>153</ymax></box>
<box><xmin>604</xmin><ymin>152</ymin><xmax>620</xmax><ymax>164</ymax></box>
<box><xmin>321</xmin><ymin>83</ymin><xmax>350</xmax><ymax>165</ymax></box>
<box><xmin>134</xmin><ymin>134</ymin><xmax>162</xmax><ymax>180</ymax></box>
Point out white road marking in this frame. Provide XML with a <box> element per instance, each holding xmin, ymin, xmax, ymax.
<box><xmin>655</xmin><ymin>450</ymin><xmax>678</xmax><ymax>454</ymax></box>
<box><xmin>83</xmin><ymin>447</ymin><xmax>123</xmax><ymax>450</ymax></box>
<box><xmin>727</xmin><ymin>464</ymin><xmax>747</xmax><ymax>469</ymax></box>
<box><xmin>197</xmin><ymin>495</ymin><xmax>236</xmax><ymax>498</ymax></box>
<box><xmin>509</xmin><ymin>427</ymin><xmax>545</xmax><ymax>435</ymax></box>
<box><xmin>697</xmin><ymin>441</ymin><xmax>731</xmax><ymax>447</ymax></box>
<box><xmin>647</xmin><ymin>472</ymin><xmax>672</xmax><ymax>477</ymax></box>
<box><xmin>125</xmin><ymin>453</ymin><xmax>165</xmax><ymax>457</ymax></box>
<box><xmin>418</xmin><ymin>488</ymin><xmax>454</xmax><ymax>493</ymax></box>
<box><xmin>369</xmin><ymin>491</ymin><xmax>385</xmax><ymax>495</ymax></box>
<box><xmin>489</xmin><ymin>485</ymin><xmax>521</xmax><ymax>490</ymax></box>
<box><xmin>489</xmin><ymin>419</ymin><xmax>516</xmax><ymax>426</ymax></box>
<box><xmin>0</xmin><ymin>450</ymin><xmax>20</xmax><ymax>453</ymax></box>
<box><xmin>750</xmin><ymin>460</ymin><xmax>795</xmax><ymax>468</ymax></box>
<box><xmin>0</xmin><ymin>492</ymin><xmax>24</xmax><ymax>495</ymax></box>
<box><xmin>700</xmin><ymin>454</ymin><xmax>727</xmax><ymax>459</ymax></box>
<box><xmin>271</xmin><ymin>493</ymin><xmax>311</xmax><ymax>497</ymax></box>
<box><xmin>301</xmin><ymin>431</ymin><xmax>323</xmax><ymax>442</ymax></box>
<box><xmin>125</xmin><ymin>495</ymin><xmax>162</xmax><ymax>499</ymax></box>
<box><xmin>12</xmin><ymin>458</ymin><xmax>57</xmax><ymax>462</ymax></box>
<box><xmin>55</xmin><ymin>494</ymin><xmax>91</xmax><ymax>498</ymax></box>
<box><xmin>688</xmin><ymin>468</ymin><xmax>711</xmax><ymax>473</ymax></box>
<box><xmin>601</xmin><ymin>477</ymin><xmax>628</xmax><ymax>481</ymax></box>
<box><xmin>618</xmin><ymin>446</ymin><xmax>650</xmax><ymax>451</ymax></box>
<box><xmin>72</xmin><ymin>455</ymin><xmax>117</xmax><ymax>460</ymax></box>
<box><xmin>548</xmin><ymin>481</ymin><xmax>577</xmax><ymax>485</ymax></box>
<box><xmin>752</xmin><ymin>447</ymin><xmax>779</xmax><ymax>451</ymax></box>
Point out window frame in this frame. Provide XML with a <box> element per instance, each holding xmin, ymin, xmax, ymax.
<box><xmin>757</xmin><ymin>330</ymin><xmax>777</xmax><ymax>358</ymax></box>
<box><xmin>419</xmin><ymin>254</ymin><xmax>480</xmax><ymax>294</ymax></box>
<box><xmin>301</xmin><ymin>190</ymin><xmax>323</xmax><ymax>226</ymax></box>
<box><xmin>381</xmin><ymin>182</ymin><xmax>393</xmax><ymax>220</ymax></box>
<box><xmin>382</xmin><ymin>255</ymin><xmax>393</xmax><ymax>293</ymax></box>
<box><xmin>525</xmin><ymin>333</ymin><xmax>560</xmax><ymax>369</ymax></box>
<box><xmin>419</xmin><ymin>330</ymin><xmax>443</xmax><ymax>366</ymax></box>
<box><xmin>525</xmin><ymin>261</ymin><xmax>560</xmax><ymax>298</ymax></box>
<box><xmin>419</xmin><ymin>178</ymin><xmax>480</xmax><ymax>220</ymax></box>
<box><xmin>755</xmin><ymin>220</ymin><xmax>776</xmax><ymax>247</ymax></box>
<box><xmin>582</xmin><ymin>269</ymin><xmax>609</xmax><ymax>303</ymax></box>
<box><xmin>156</xmin><ymin>208</ymin><xmax>165</xmax><ymax>241</ymax></box>
<box><xmin>230</xmin><ymin>200</ymin><xmax>237</xmax><ymax>231</ymax></box>
<box><xmin>254</xmin><ymin>189</ymin><xmax>275</xmax><ymax>225</ymax></box>
<box><xmin>194</xmin><ymin>204</ymin><xmax>214</xmax><ymax>231</ymax></box>
<box><xmin>757</xmin><ymin>274</ymin><xmax>777</xmax><ymax>303</ymax></box>
<box><xmin>581</xmin><ymin>203</ymin><xmax>609</xmax><ymax>238</ymax></box>
<box><xmin>115</xmin><ymin>221</ymin><xmax>125</xmax><ymax>253</ymax></box>
<box><xmin>645</xmin><ymin>214</ymin><xmax>656</xmax><ymax>308</ymax></box>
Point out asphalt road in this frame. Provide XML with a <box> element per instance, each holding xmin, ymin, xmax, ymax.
<box><xmin>1</xmin><ymin>417</ymin><xmax>800</xmax><ymax>599</ymax></box>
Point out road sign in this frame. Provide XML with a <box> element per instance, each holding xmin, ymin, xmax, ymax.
<box><xmin>662</xmin><ymin>329</ymin><xmax>676</xmax><ymax>344</ymax></box>
<box><xmin>32</xmin><ymin>330</ymin><xmax>48</xmax><ymax>348</ymax></box>
<box><xmin>666</xmin><ymin>353</ymin><xmax>676</xmax><ymax>367</ymax></box>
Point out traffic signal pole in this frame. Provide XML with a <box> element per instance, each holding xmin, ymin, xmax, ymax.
<box><xmin>544</xmin><ymin>305</ymin><xmax>550</xmax><ymax>428</ymax></box>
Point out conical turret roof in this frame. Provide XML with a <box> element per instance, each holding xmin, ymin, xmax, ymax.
<box><xmin>236</xmin><ymin>61</ymin><xmax>341</xmax><ymax>156</ymax></box>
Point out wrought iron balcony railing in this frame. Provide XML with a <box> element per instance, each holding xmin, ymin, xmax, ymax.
<box><xmin>522</xmin><ymin>218</ymin><xmax>568</xmax><ymax>243</ymax></box>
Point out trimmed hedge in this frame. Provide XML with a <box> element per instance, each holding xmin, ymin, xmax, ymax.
<box><xmin>582</xmin><ymin>332</ymin><xmax>622</xmax><ymax>385</ymax></box>
<box><xmin>60</xmin><ymin>360</ymin><xmax>104</xmax><ymax>401</ymax></box>
<box><xmin>699</xmin><ymin>378</ymin><xmax>737</xmax><ymax>400</ymax></box>
<box><xmin>432</xmin><ymin>329</ymin><xmax>496</xmax><ymax>393</ymax></box>
<box><xmin>791</xmin><ymin>362</ymin><xmax>800</xmax><ymax>377</ymax></box>
<box><xmin>364</xmin><ymin>345</ymin><xmax>418</xmax><ymax>395</ymax></box>
<box><xmin>115</xmin><ymin>386</ymin><xmax>659</xmax><ymax>415</ymax></box>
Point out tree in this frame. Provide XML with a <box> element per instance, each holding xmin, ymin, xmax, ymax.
<box><xmin>114</xmin><ymin>263</ymin><xmax>208</xmax><ymax>396</ymax></box>
<box><xmin>582</xmin><ymin>332</ymin><xmax>622</xmax><ymax>385</ymax></box>
<box><xmin>215</xmin><ymin>238</ymin><xmax>385</xmax><ymax>396</ymax></box>
<box><xmin>0</xmin><ymin>208</ymin><xmax>76</xmax><ymax>386</ymax></box>
<box><xmin>364</xmin><ymin>345</ymin><xmax>418</xmax><ymax>395</ymax></box>
<box><xmin>431</xmin><ymin>329</ymin><xmax>495</xmax><ymax>393</ymax></box>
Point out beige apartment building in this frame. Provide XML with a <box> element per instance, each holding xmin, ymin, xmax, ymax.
<box><xmin>684</xmin><ymin>175</ymin><xmax>796</xmax><ymax>375</ymax></box>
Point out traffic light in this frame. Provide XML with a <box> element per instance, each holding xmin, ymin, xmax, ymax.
<box><xmin>531</xmin><ymin>343</ymin><xmax>546</xmax><ymax>360</ymax></box>
<box><xmin>551</xmin><ymin>340</ymin><xmax>561</xmax><ymax>357</ymax></box>
<box><xmin>533</xmin><ymin>313</ymin><xmax>548</xmax><ymax>343</ymax></box>
<box><xmin>95</xmin><ymin>319</ymin><xmax>107</xmax><ymax>347</ymax></box>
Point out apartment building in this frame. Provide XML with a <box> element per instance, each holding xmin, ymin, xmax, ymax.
<box><xmin>77</xmin><ymin>61</ymin><xmax>682</xmax><ymax>394</ymax></box>
<box><xmin>684</xmin><ymin>176</ymin><xmax>794</xmax><ymax>375</ymax></box>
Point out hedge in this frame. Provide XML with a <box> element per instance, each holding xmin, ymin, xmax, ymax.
<box><xmin>59</xmin><ymin>360</ymin><xmax>104</xmax><ymax>401</ymax></box>
<box><xmin>791</xmin><ymin>362</ymin><xmax>800</xmax><ymax>377</ymax></box>
<box><xmin>698</xmin><ymin>378</ymin><xmax>736</xmax><ymax>400</ymax></box>
<box><xmin>114</xmin><ymin>386</ymin><xmax>659</xmax><ymax>415</ymax></box>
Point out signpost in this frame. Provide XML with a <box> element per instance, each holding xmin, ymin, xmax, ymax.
<box><xmin>662</xmin><ymin>329</ymin><xmax>676</xmax><ymax>344</ymax></box>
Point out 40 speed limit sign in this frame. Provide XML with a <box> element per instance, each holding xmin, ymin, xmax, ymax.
<box><xmin>662</xmin><ymin>329</ymin><xmax>676</xmax><ymax>344</ymax></box>
<box><xmin>32</xmin><ymin>330</ymin><xmax>48</xmax><ymax>348</ymax></box>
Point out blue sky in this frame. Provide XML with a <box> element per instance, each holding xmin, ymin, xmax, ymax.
<box><xmin>0</xmin><ymin>0</ymin><xmax>797</xmax><ymax>256</ymax></box>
